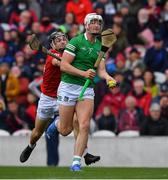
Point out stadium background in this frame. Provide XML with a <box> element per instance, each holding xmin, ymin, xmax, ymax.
<box><xmin>0</xmin><ymin>0</ymin><xmax>168</xmax><ymax>178</ymax></box>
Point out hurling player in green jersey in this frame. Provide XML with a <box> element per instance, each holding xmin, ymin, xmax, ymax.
<box><xmin>54</xmin><ymin>13</ymin><xmax>116</xmax><ymax>171</ymax></box>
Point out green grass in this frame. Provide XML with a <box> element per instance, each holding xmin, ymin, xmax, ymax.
<box><xmin>0</xmin><ymin>167</ymin><xmax>168</xmax><ymax>179</ymax></box>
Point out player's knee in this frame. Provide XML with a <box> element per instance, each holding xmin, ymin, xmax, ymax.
<box><xmin>79</xmin><ymin>121</ymin><xmax>90</xmax><ymax>133</ymax></box>
<box><xmin>59</xmin><ymin>127</ymin><xmax>73</xmax><ymax>136</ymax></box>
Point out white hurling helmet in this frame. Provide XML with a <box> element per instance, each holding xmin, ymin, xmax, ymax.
<box><xmin>84</xmin><ymin>13</ymin><xmax>103</xmax><ymax>33</ymax></box>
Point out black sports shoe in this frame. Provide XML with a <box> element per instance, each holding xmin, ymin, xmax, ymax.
<box><xmin>84</xmin><ymin>153</ymin><xmax>100</xmax><ymax>165</ymax></box>
<box><xmin>20</xmin><ymin>145</ymin><xmax>36</xmax><ymax>163</ymax></box>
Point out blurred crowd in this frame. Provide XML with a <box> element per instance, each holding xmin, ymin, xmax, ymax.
<box><xmin>0</xmin><ymin>0</ymin><xmax>168</xmax><ymax>136</ymax></box>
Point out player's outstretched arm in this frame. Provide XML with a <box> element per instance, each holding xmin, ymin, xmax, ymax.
<box><xmin>98</xmin><ymin>60</ymin><xmax>117</xmax><ymax>88</ymax></box>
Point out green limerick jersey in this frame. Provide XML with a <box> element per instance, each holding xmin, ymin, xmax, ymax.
<box><xmin>61</xmin><ymin>33</ymin><xmax>102</xmax><ymax>87</ymax></box>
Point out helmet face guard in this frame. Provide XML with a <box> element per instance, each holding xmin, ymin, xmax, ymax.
<box><xmin>49</xmin><ymin>32</ymin><xmax>67</xmax><ymax>42</ymax></box>
<box><xmin>49</xmin><ymin>32</ymin><xmax>68</xmax><ymax>51</ymax></box>
<box><xmin>84</xmin><ymin>13</ymin><xmax>103</xmax><ymax>35</ymax></box>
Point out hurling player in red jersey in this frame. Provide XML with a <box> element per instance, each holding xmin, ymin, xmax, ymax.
<box><xmin>20</xmin><ymin>31</ymin><xmax>100</xmax><ymax>165</ymax></box>
<box><xmin>20</xmin><ymin>31</ymin><xmax>67</xmax><ymax>163</ymax></box>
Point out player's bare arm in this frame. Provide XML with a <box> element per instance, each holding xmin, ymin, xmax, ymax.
<box><xmin>61</xmin><ymin>52</ymin><xmax>96</xmax><ymax>78</ymax></box>
<box><xmin>98</xmin><ymin>59</ymin><xmax>116</xmax><ymax>86</ymax></box>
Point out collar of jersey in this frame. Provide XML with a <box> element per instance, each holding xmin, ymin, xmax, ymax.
<box><xmin>84</xmin><ymin>33</ymin><xmax>96</xmax><ymax>43</ymax></box>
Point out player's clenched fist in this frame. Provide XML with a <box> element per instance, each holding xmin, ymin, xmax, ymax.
<box><xmin>106</xmin><ymin>77</ymin><xmax>117</xmax><ymax>88</ymax></box>
<box><xmin>83</xmin><ymin>69</ymin><xmax>96</xmax><ymax>79</ymax></box>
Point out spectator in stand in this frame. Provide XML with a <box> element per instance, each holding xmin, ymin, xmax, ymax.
<box><xmin>130</xmin><ymin>79</ymin><xmax>152</xmax><ymax>116</ymax></box>
<box><xmin>159</xmin><ymin>95</ymin><xmax>168</xmax><ymax>120</ymax></box>
<box><xmin>118</xmin><ymin>1</ymin><xmax>130</xmax><ymax>32</ymax></box>
<box><xmin>5</xmin><ymin>100</ymin><xmax>29</xmax><ymax>134</ymax></box>
<box><xmin>124</xmin><ymin>65</ymin><xmax>144</xmax><ymax>84</ymax></box>
<box><xmin>117</xmin><ymin>95</ymin><xmax>144</xmax><ymax>133</ymax></box>
<box><xmin>40</xmin><ymin>16</ymin><xmax>55</xmax><ymax>34</ymax></box>
<box><xmin>0</xmin><ymin>0</ymin><xmax>14</xmax><ymax>23</ymax></box>
<box><xmin>96</xmin><ymin>105</ymin><xmax>116</xmax><ymax>132</ymax></box>
<box><xmin>18</xmin><ymin>10</ymin><xmax>32</xmax><ymax>32</ymax></box>
<box><xmin>144</xmin><ymin>33</ymin><xmax>168</xmax><ymax>72</ymax></box>
<box><xmin>161</xmin><ymin>0</ymin><xmax>168</xmax><ymax>21</ymax></box>
<box><xmin>41</xmin><ymin>0</ymin><xmax>66</xmax><ymax>24</ymax></box>
<box><xmin>114</xmin><ymin>52</ymin><xmax>126</xmax><ymax>73</ymax></box>
<box><xmin>25</xmin><ymin>92</ymin><xmax>37</xmax><ymax>130</ymax></box>
<box><xmin>39</xmin><ymin>16</ymin><xmax>56</xmax><ymax>44</ymax></box>
<box><xmin>112</xmin><ymin>12</ymin><xmax>123</xmax><ymax>26</ymax></box>
<box><xmin>35</xmin><ymin>58</ymin><xmax>45</xmax><ymax>77</ymax></box>
<box><xmin>96</xmin><ymin>85</ymin><xmax>125</xmax><ymax>119</ymax></box>
<box><xmin>22</xmin><ymin>44</ymin><xmax>43</xmax><ymax>77</ymax></box>
<box><xmin>3</xmin><ymin>30</ymin><xmax>19</xmax><ymax>56</ymax></box>
<box><xmin>66</xmin><ymin>0</ymin><xmax>93</xmax><ymax>25</ymax></box>
<box><xmin>59</xmin><ymin>12</ymin><xmax>76</xmax><ymax>34</ymax></box>
<box><xmin>0</xmin><ymin>41</ymin><xmax>14</xmax><ymax>65</ymax></box>
<box><xmin>160</xmin><ymin>84</ymin><xmax>168</xmax><ymax>98</ymax></box>
<box><xmin>145</xmin><ymin>0</ymin><xmax>161</xmax><ymax>28</ymax></box>
<box><xmin>28</xmin><ymin>0</ymin><xmax>41</xmax><ymax>20</ymax></box>
<box><xmin>125</xmin><ymin>47</ymin><xmax>145</xmax><ymax>71</ymax></box>
<box><xmin>140</xmin><ymin>103</ymin><xmax>168</xmax><ymax>135</ymax></box>
<box><xmin>127</xmin><ymin>0</ymin><xmax>143</xmax><ymax>17</ymax></box>
<box><xmin>9</xmin><ymin>1</ymin><xmax>38</xmax><ymax>26</ymax></box>
<box><xmin>0</xmin><ymin>25</ymin><xmax>4</xmax><ymax>41</ymax></box>
<box><xmin>31</xmin><ymin>22</ymin><xmax>47</xmax><ymax>45</ymax></box>
<box><xmin>131</xmin><ymin>66</ymin><xmax>144</xmax><ymax>80</ymax></box>
<box><xmin>14</xmin><ymin>51</ymin><xmax>32</xmax><ymax>80</ymax></box>
<box><xmin>153</xmin><ymin>81</ymin><xmax>168</xmax><ymax>104</ymax></box>
<box><xmin>160</xmin><ymin>0</ymin><xmax>168</xmax><ymax>47</ymax></box>
<box><xmin>137</xmin><ymin>8</ymin><xmax>154</xmax><ymax>47</ymax></box>
<box><xmin>110</xmin><ymin>23</ymin><xmax>128</xmax><ymax>58</ymax></box>
<box><xmin>143</xmin><ymin>70</ymin><xmax>159</xmax><ymax>98</ymax></box>
<box><xmin>127</xmin><ymin>8</ymin><xmax>154</xmax><ymax>46</ymax></box>
<box><xmin>94</xmin><ymin>0</ymin><xmax>116</xmax><ymax>28</ymax></box>
<box><xmin>31</xmin><ymin>21</ymin><xmax>41</xmax><ymax>35</ymax></box>
<box><xmin>160</xmin><ymin>69</ymin><xmax>168</xmax><ymax>95</ymax></box>
<box><xmin>113</xmin><ymin>71</ymin><xmax>131</xmax><ymax>95</ymax></box>
<box><xmin>10</xmin><ymin>66</ymin><xmax>29</xmax><ymax>106</ymax></box>
<box><xmin>67</xmin><ymin>24</ymin><xmax>80</xmax><ymax>39</ymax></box>
<box><xmin>0</xmin><ymin>62</ymin><xmax>20</xmax><ymax>105</ymax></box>
<box><xmin>10</xmin><ymin>28</ymin><xmax>22</xmax><ymax>50</ymax></box>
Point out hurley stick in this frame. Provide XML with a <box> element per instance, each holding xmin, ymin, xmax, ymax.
<box><xmin>28</xmin><ymin>34</ymin><xmax>61</xmax><ymax>61</ymax></box>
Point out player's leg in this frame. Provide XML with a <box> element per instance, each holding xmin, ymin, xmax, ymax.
<box><xmin>20</xmin><ymin>117</ymin><xmax>50</xmax><ymax>163</ymax></box>
<box><xmin>57</xmin><ymin>104</ymin><xmax>75</xmax><ymax>136</ymax></box>
<box><xmin>47</xmin><ymin>82</ymin><xmax>76</xmax><ymax>137</ymax></box>
<box><xmin>73</xmin><ymin>114</ymin><xmax>100</xmax><ymax>165</ymax></box>
<box><xmin>30</xmin><ymin>118</ymin><xmax>50</xmax><ymax>145</ymax></box>
<box><xmin>46</xmin><ymin>106</ymin><xmax>75</xmax><ymax>138</ymax></box>
<box><xmin>20</xmin><ymin>93</ymin><xmax>55</xmax><ymax>163</ymax></box>
<box><xmin>70</xmin><ymin>99</ymin><xmax>93</xmax><ymax>171</ymax></box>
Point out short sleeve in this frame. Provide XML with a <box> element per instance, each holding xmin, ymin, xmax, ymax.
<box><xmin>64</xmin><ymin>37</ymin><xmax>78</xmax><ymax>56</ymax></box>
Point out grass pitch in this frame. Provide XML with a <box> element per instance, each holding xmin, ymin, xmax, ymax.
<box><xmin>0</xmin><ymin>166</ymin><xmax>168</xmax><ymax>179</ymax></box>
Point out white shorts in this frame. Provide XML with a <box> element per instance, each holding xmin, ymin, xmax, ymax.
<box><xmin>57</xmin><ymin>81</ymin><xmax>95</xmax><ymax>106</ymax></box>
<box><xmin>37</xmin><ymin>93</ymin><xmax>59</xmax><ymax>120</ymax></box>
